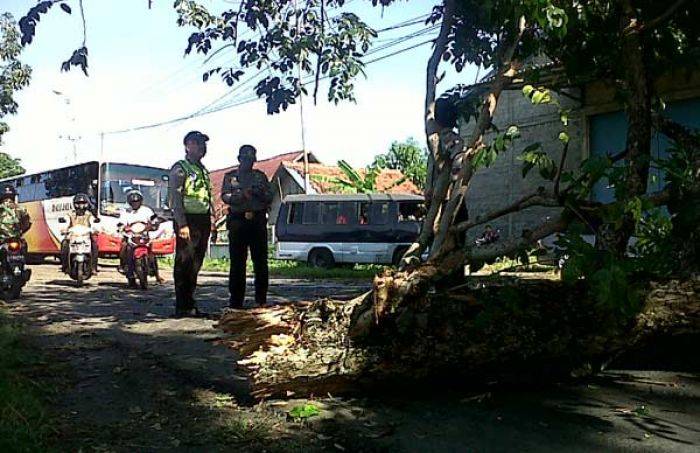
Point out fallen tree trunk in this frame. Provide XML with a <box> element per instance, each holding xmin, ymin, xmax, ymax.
<box><xmin>217</xmin><ymin>275</ymin><xmax>700</xmax><ymax>399</ymax></box>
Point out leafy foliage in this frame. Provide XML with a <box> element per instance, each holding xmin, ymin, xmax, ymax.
<box><xmin>0</xmin><ymin>13</ymin><xmax>31</xmax><ymax>145</ymax></box>
<box><xmin>287</xmin><ymin>403</ymin><xmax>320</xmax><ymax>420</ymax></box>
<box><xmin>173</xmin><ymin>0</ymin><xmax>376</xmax><ymax>113</ymax></box>
<box><xmin>372</xmin><ymin>138</ymin><xmax>428</xmax><ymax>189</ymax></box>
<box><xmin>0</xmin><ymin>152</ymin><xmax>25</xmax><ymax>179</ymax></box>
<box><xmin>473</xmin><ymin>125</ymin><xmax>520</xmax><ymax>170</ymax></box>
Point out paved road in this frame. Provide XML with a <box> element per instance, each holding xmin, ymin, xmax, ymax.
<box><xmin>6</xmin><ymin>264</ymin><xmax>700</xmax><ymax>452</ymax></box>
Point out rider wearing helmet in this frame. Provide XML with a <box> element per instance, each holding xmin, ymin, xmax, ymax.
<box><xmin>61</xmin><ymin>193</ymin><xmax>99</xmax><ymax>273</ymax></box>
<box><xmin>119</xmin><ymin>189</ymin><xmax>158</xmax><ymax>287</ymax></box>
<box><xmin>0</xmin><ymin>185</ymin><xmax>31</xmax><ymax>244</ymax></box>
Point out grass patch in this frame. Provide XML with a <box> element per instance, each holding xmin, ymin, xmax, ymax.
<box><xmin>0</xmin><ymin>308</ymin><xmax>54</xmax><ymax>452</ymax></box>
<box><xmin>159</xmin><ymin>257</ymin><xmax>384</xmax><ymax>280</ymax></box>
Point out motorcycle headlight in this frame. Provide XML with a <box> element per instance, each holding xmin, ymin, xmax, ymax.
<box><xmin>131</xmin><ymin>223</ymin><xmax>147</xmax><ymax>234</ymax></box>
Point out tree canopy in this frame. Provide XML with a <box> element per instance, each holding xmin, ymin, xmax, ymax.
<box><xmin>373</xmin><ymin>138</ymin><xmax>427</xmax><ymax>190</ymax></box>
<box><xmin>15</xmin><ymin>0</ymin><xmax>700</xmax><ymax>298</ymax></box>
<box><xmin>0</xmin><ymin>12</ymin><xmax>31</xmax><ymax>145</ymax></box>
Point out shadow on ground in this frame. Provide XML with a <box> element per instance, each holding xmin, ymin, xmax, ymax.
<box><xmin>5</xmin><ymin>264</ymin><xmax>699</xmax><ymax>452</ymax></box>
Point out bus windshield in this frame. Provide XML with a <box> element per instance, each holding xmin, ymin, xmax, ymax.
<box><xmin>100</xmin><ymin>163</ymin><xmax>171</xmax><ymax>217</ymax></box>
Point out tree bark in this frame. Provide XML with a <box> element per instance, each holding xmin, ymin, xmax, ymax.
<box><xmin>601</xmin><ymin>0</ymin><xmax>653</xmax><ymax>256</ymax></box>
<box><xmin>218</xmin><ymin>276</ymin><xmax>700</xmax><ymax>399</ymax></box>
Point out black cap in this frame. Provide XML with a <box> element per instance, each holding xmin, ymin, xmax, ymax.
<box><xmin>183</xmin><ymin>131</ymin><xmax>209</xmax><ymax>145</ymax></box>
<box><xmin>238</xmin><ymin>144</ymin><xmax>257</xmax><ymax>159</ymax></box>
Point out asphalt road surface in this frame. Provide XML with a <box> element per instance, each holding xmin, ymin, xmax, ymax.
<box><xmin>5</xmin><ymin>264</ymin><xmax>699</xmax><ymax>452</ymax></box>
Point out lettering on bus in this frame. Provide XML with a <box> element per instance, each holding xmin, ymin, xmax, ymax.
<box><xmin>50</xmin><ymin>202</ymin><xmax>73</xmax><ymax>213</ymax></box>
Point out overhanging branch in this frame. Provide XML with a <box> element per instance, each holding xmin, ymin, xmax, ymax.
<box><xmin>452</xmin><ymin>191</ymin><xmax>559</xmax><ymax>234</ymax></box>
<box><xmin>468</xmin><ymin>215</ymin><xmax>570</xmax><ymax>262</ymax></box>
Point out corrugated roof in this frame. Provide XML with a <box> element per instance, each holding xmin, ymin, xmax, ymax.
<box><xmin>283</xmin><ymin>193</ymin><xmax>424</xmax><ymax>202</ymax></box>
<box><xmin>282</xmin><ymin>162</ymin><xmax>422</xmax><ymax>195</ymax></box>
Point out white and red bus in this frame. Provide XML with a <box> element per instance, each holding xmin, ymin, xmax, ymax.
<box><xmin>1</xmin><ymin>161</ymin><xmax>175</xmax><ymax>258</ymax></box>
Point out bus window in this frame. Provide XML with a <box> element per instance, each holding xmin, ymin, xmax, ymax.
<box><xmin>322</xmin><ymin>202</ymin><xmax>340</xmax><ymax>225</ymax></box>
<box><xmin>100</xmin><ymin>163</ymin><xmax>169</xmax><ymax>216</ymax></box>
<box><xmin>338</xmin><ymin>202</ymin><xmax>357</xmax><ymax>225</ymax></box>
<box><xmin>358</xmin><ymin>202</ymin><xmax>389</xmax><ymax>225</ymax></box>
<box><xmin>287</xmin><ymin>202</ymin><xmax>302</xmax><ymax>224</ymax></box>
<box><xmin>302</xmin><ymin>202</ymin><xmax>320</xmax><ymax>224</ymax></box>
<box><xmin>359</xmin><ymin>202</ymin><xmax>370</xmax><ymax>225</ymax></box>
<box><xmin>398</xmin><ymin>202</ymin><xmax>426</xmax><ymax>222</ymax></box>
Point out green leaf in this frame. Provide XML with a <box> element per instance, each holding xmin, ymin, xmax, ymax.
<box><xmin>558</xmin><ymin>131</ymin><xmax>570</xmax><ymax>143</ymax></box>
<box><xmin>560</xmin><ymin>110</ymin><xmax>569</xmax><ymax>126</ymax></box>
<box><xmin>505</xmin><ymin>125</ymin><xmax>520</xmax><ymax>139</ymax></box>
<box><xmin>545</xmin><ymin>5</ymin><xmax>568</xmax><ymax>30</ymax></box>
<box><xmin>522</xmin><ymin>85</ymin><xmax>535</xmax><ymax>97</ymax></box>
<box><xmin>288</xmin><ymin>403</ymin><xmax>321</xmax><ymax>420</ymax></box>
<box><xmin>531</xmin><ymin>89</ymin><xmax>552</xmax><ymax>105</ymax></box>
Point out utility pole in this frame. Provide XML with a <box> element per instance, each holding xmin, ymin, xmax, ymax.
<box><xmin>293</xmin><ymin>0</ymin><xmax>310</xmax><ymax>193</ymax></box>
<box><xmin>53</xmin><ymin>89</ymin><xmax>81</xmax><ymax>163</ymax></box>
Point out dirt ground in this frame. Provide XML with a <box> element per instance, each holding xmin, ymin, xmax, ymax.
<box><xmin>5</xmin><ymin>264</ymin><xmax>700</xmax><ymax>452</ymax></box>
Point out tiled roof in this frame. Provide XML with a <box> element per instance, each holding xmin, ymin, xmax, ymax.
<box><xmin>210</xmin><ymin>151</ymin><xmax>313</xmax><ymax>219</ymax></box>
<box><xmin>282</xmin><ymin>162</ymin><xmax>422</xmax><ymax>195</ymax></box>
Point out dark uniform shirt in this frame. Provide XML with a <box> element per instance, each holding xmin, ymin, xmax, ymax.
<box><xmin>221</xmin><ymin>169</ymin><xmax>273</xmax><ymax>213</ymax></box>
<box><xmin>168</xmin><ymin>159</ymin><xmax>210</xmax><ymax>227</ymax></box>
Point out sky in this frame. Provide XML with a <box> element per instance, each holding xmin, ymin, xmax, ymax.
<box><xmin>2</xmin><ymin>0</ymin><xmax>476</xmax><ymax>174</ymax></box>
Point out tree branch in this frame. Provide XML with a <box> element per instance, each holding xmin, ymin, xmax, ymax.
<box><xmin>468</xmin><ymin>215</ymin><xmax>570</xmax><ymax>262</ymax></box>
<box><xmin>313</xmin><ymin>0</ymin><xmax>325</xmax><ymax>104</ymax></box>
<box><xmin>452</xmin><ymin>191</ymin><xmax>559</xmax><ymax>234</ymax></box>
<box><xmin>407</xmin><ymin>0</ymin><xmax>455</xmax><ymax>261</ymax></box>
<box><xmin>431</xmin><ymin>16</ymin><xmax>526</xmax><ymax>256</ymax></box>
<box><xmin>554</xmin><ymin>141</ymin><xmax>570</xmax><ymax>197</ymax></box>
<box><xmin>641</xmin><ymin>0</ymin><xmax>688</xmax><ymax>32</ymax></box>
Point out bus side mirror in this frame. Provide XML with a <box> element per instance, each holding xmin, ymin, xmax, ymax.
<box><xmin>58</xmin><ymin>217</ymin><xmax>67</xmax><ymax>224</ymax></box>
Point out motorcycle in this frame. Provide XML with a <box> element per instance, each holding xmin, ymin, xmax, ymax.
<box><xmin>59</xmin><ymin>217</ymin><xmax>100</xmax><ymax>287</ymax></box>
<box><xmin>119</xmin><ymin>218</ymin><xmax>162</xmax><ymax>290</ymax></box>
<box><xmin>0</xmin><ymin>237</ymin><xmax>31</xmax><ymax>300</ymax></box>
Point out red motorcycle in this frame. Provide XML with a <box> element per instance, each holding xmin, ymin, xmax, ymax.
<box><xmin>119</xmin><ymin>219</ymin><xmax>162</xmax><ymax>290</ymax></box>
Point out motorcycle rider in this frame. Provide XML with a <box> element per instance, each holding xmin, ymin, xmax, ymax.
<box><xmin>0</xmin><ymin>185</ymin><xmax>31</xmax><ymax>246</ymax></box>
<box><xmin>119</xmin><ymin>190</ymin><xmax>161</xmax><ymax>288</ymax></box>
<box><xmin>61</xmin><ymin>193</ymin><xmax>99</xmax><ymax>274</ymax></box>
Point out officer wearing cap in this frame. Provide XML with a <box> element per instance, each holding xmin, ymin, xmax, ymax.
<box><xmin>168</xmin><ymin>131</ymin><xmax>213</xmax><ymax>317</ymax></box>
<box><xmin>221</xmin><ymin>145</ymin><xmax>273</xmax><ymax>308</ymax></box>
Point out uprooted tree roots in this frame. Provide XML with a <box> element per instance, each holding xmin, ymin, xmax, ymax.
<box><xmin>217</xmin><ymin>271</ymin><xmax>700</xmax><ymax>399</ymax></box>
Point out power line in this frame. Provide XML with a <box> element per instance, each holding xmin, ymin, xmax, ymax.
<box><xmin>104</xmin><ymin>36</ymin><xmax>434</xmax><ymax>136</ymax></box>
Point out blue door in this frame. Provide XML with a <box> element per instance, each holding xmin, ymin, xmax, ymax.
<box><xmin>588</xmin><ymin>97</ymin><xmax>700</xmax><ymax>202</ymax></box>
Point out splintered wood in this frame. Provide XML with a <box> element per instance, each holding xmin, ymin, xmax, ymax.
<box><xmin>217</xmin><ymin>276</ymin><xmax>699</xmax><ymax>400</ymax></box>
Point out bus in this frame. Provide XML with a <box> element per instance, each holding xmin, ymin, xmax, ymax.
<box><xmin>274</xmin><ymin>194</ymin><xmax>425</xmax><ymax>267</ymax></box>
<box><xmin>1</xmin><ymin>161</ymin><xmax>175</xmax><ymax>258</ymax></box>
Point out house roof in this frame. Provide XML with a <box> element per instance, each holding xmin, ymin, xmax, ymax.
<box><xmin>210</xmin><ymin>150</ymin><xmax>319</xmax><ymax>219</ymax></box>
<box><xmin>283</xmin><ymin>193</ymin><xmax>424</xmax><ymax>203</ymax></box>
<box><xmin>282</xmin><ymin>162</ymin><xmax>422</xmax><ymax>195</ymax></box>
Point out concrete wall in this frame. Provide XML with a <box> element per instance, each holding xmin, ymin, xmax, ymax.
<box><xmin>460</xmin><ymin>69</ymin><xmax>700</xmax><ymax>241</ymax></box>
<box><xmin>460</xmin><ymin>87</ymin><xmax>584</xmax><ymax>241</ymax></box>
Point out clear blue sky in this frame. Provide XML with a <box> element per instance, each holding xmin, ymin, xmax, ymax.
<box><xmin>2</xmin><ymin>0</ymin><xmax>475</xmax><ymax>173</ymax></box>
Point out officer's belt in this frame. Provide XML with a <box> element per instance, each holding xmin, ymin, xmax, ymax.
<box><xmin>228</xmin><ymin>210</ymin><xmax>266</xmax><ymax>221</ymax></box>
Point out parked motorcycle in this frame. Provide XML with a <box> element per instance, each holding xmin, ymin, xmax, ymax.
<box><xmin>59</xmin><ymin>217</ymin><xmax>100</xmax><ymax>287</ymax></box>
<box><xmin>0</xmin><ymin>237</ymin><xmax>31</xmax><ymax>300</ymax></box>
<box><xmin>119</xmin><ymin>218</ymin><xmax>162</xmax><ymax>290</ymax></box>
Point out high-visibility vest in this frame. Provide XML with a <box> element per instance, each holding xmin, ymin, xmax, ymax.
<box><xmin>178</xmin><ymin>160</ymin><xmax>212</xmax><ymax>214</ymax></box>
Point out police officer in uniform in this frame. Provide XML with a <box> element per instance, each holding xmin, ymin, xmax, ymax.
<box><xmin>0</xmin><ymin>185</ymin><xmax>31</xmax><ymax>245</ymax></box>
<box><xmin>221</xmin><ymin>145</ymin><xmax>273</xmax><ymax>308</ymax></box>
<box><xmin>169</xmin><ymin>131</ymin><xmax>212</xmax><ymax>317</ymax></box>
